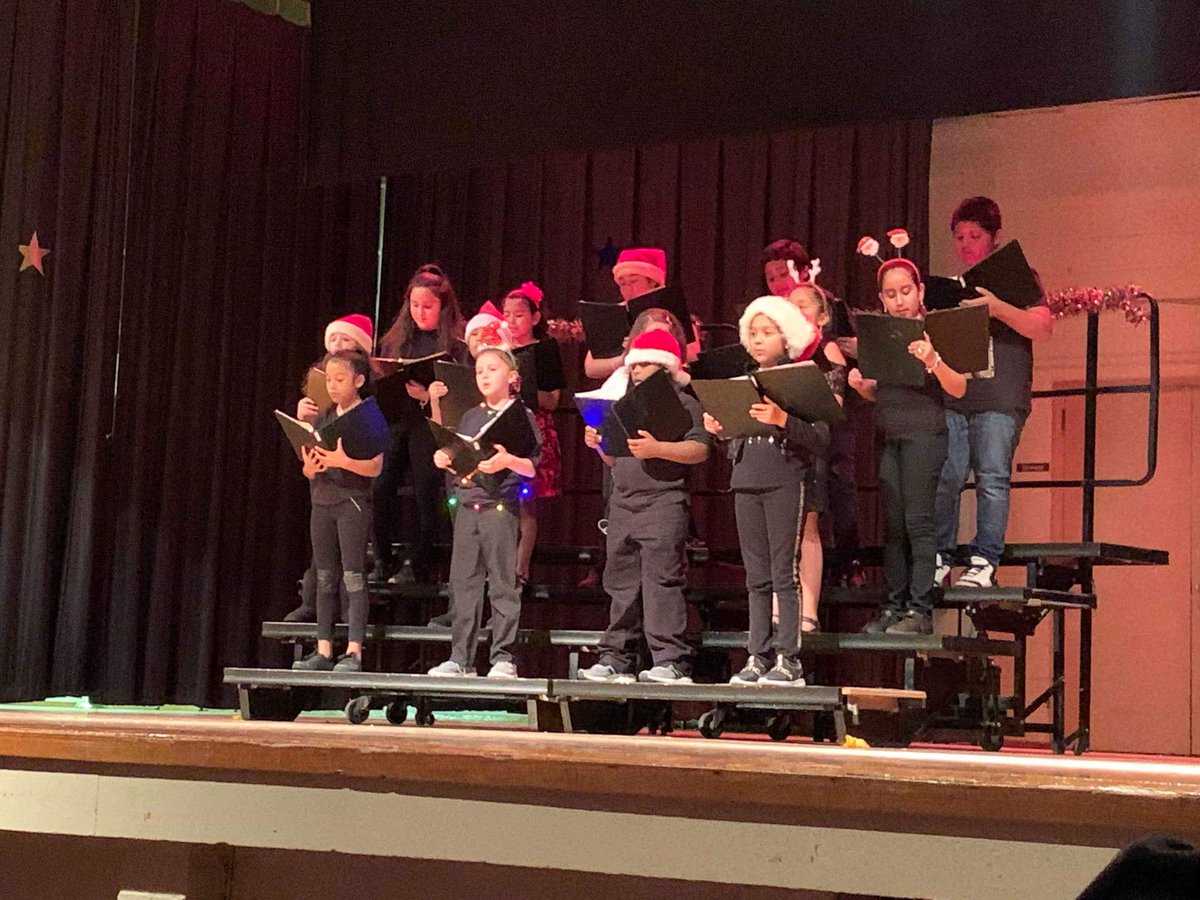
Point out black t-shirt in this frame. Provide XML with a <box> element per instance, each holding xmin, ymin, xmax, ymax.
<box><xmin>403</xmin><ymin>328</ymin><xmax>443</xmax><ymax>360</ymax></box>
<box><xmin>876</xmin><ymin>377</ymin><xmax>948</xmax><ymax>440</ymax></box>
<box><xmin>946</xmin><ymin>299</ymin><xmax>1046</xmax><ymax>421</ymax></box>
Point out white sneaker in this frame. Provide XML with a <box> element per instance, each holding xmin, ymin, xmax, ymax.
<box><xmin>954</xmin><ymin>555</ymin><xmax>996</xmax><ymax>588</ymax></box>
<box><xmin>577</xmin><ymin>663</ymin><xmax>634</xmax><ymax>683</ymax></box>
<box><xmin>487</xmin><ymin>660</ymin><xmax>519</xmax><ymax>679</ymax></box>
<box><xmin>427</xmin><ymin>659</ymin><xmax>475</xmax><ymax>677</ymax></box>
<box><xmin>934</xmin><ymin>553</ymin><xmax>951</xmax><ymax>587</ymax></box>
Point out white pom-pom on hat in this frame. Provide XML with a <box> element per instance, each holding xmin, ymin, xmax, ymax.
<box><xmin>738</xmin><ymin>295</ymin><xmax>818</xmax><ymax>359</ymax></box>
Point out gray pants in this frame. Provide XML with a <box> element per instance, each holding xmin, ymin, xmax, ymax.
<box><xmin>736</xmin><ymin>482</ymin><xmax>804</xmax><ymax>660</ymax></box>
<box><xmin>449</xmin><ymin>504</ymin><xmax>521</xmax><ymax>667</ymax></box>
<box><xmin>599</xmin><ymin>492</ymin><xmax>692</xmax><ymax>674</ymax></box>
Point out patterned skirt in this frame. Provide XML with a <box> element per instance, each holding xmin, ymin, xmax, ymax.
<box><xmin>532</xmin><ymin>408</ymin><xmax>561</xmax><ymax>499</ymax></box>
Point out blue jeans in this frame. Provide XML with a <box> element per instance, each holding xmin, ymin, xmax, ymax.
<box><xmin>934</xmin><ymin>410</ymin><xmax>1022</xmax><ymax>566</ymax></box>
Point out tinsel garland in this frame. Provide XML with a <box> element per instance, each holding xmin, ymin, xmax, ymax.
<box><xmin>547</xmin><ymin>318</ymin><xmax>585</xmax><ymax>343</ymax></box>
<box><xmin>1045</xmin><ymin>285</ymin><xmax>1149</xmax><ymax>325</ymax></box>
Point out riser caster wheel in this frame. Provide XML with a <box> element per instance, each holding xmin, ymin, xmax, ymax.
<box><xmin>345</xmin><ymin>696</ymin><xmax>372</xmax><ymax>725</ymax></box>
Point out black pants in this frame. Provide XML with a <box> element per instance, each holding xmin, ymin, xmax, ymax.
<box><xmin>825</xmin><ymin>420</ymin><xmax>860</xmax><ymax>572</ymax></box>
<box><xmin>879</xmin><ymin>431</ymin><xmax>948</xmax><ymax>614</ymax></box>
<box><xmin>298</xmin><ymin>563</ymin><xmax>349</xmax><ymax>618</ymax></box>
<box><xmin>449</xmin><ymin>504</ymin><xmax>521</xmax><ymax>668</ymax></box>
<box><xmin>373</xmin><ymin>420</ymin><xmax>443</xmax><ymax>579</ymax></box>
<box><xmin>311</xmin><ymin>498</ymin><xmax>371</xmax><ymax>645</ymax></box>
<box><xmin>599</xmin><ymin>493</ymin><xmax>692</xmax><ymax>674</ymax></box>
<box><xmin>736</xmin><ymin>482</ymin><xmax>804</xmax><ymax>660</ymax></box>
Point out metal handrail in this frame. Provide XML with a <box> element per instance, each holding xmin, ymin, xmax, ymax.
<box><xmin>1013</xmin><ymin>292</ymin><xmax>1159</xmax><ymax>490</ymax></box>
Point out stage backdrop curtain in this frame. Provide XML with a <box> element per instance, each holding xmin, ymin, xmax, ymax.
<box><xmin>380</xmin><ymin>120</ymin><xmax>930</xmax><ymax>550</ymax></box>
<box><xmin>0</xmin><ymin>0</ymin><xmax>136</xmax><ymax>702</ymax></box>
<box><xmin>96</xmin><ymin>1</ymin><xmax>384</xmax><ymax>707</ymax></box>
<box><xmin>0</xmin><ymin>0</ymin><xmax>381</xmax><ymax>707</ymax></box>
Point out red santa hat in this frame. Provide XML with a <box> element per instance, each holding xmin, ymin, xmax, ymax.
<box><xmin>612</xmin><ymin>248</ymin><xmax>667</xmax><ymax>286</ymax></box>
<box><xmin>738</xmin><ymin>295</ymin><xmax>819</xmax><ymax>360</ymax></box>
<box><xmin>624</xmin><ymin>328</ymin><xmax>689</xmax><ymax>384</ymax></box>
<box><xmin>325</xmin><ymin>314</ymin><xmax>374</xmax><ymax>355</ymax></box>
<box><xmin>465</xmin><ymin>301</ymin><xmax>512</xmax><ymax>351</ymax></box>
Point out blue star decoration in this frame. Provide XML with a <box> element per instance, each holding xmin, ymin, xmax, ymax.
<box><xmin>595</xmin><ymin>237</ymin><xmax>617</xmax><ymax>271</ymax></box>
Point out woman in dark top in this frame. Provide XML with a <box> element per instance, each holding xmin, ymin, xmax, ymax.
<box><xmin>502</xmin><ymin>281</ymin><xmax>565</xmax><ymax>587</ymax></box>
<box><xmin>848</xmin><ymin>258</ymin><xmax>966</xmax><ymax>636</ymax></box>
<box><xmin>372</xmin><ymin>264</ymin><xmax>465</xmax><ymax>584</ymax></box>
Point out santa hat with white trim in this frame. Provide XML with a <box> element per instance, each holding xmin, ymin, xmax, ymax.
<box><xmin>612</xmin><ymin>248</ymin><xmax>667</xmax><ymax>286</ymax></box>
<box><xmin>465</xmin><ymin>301</ymin><xmax>512</xmax><ymax>352</ymax></box>
<box><xmin>624</xmin><ymin>328</ymin><xmax>689</xmax><ymax>385</ymax></box>
<box><xmin>738</xmin><ymin>295</ymin><xmax>818</xmax><ymax>360</ymax></box>
<box><xmin>325</xmin><ymin>314</ymin><xmax>374</xmax><ymax>355</ymax></box>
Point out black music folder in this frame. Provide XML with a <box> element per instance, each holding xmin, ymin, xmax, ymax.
<box><xmin>853</xmin><ymin>313</ymin><xmax>925</xmax><ymax>387</ymax></box>
<box><xmin>578</xmin><ymin>302</ymin><xmax>630</xmax><ymax>360</ymax></box>
<box><xmin>275</xmin><ymin>396</ymin><xmax>390</xmax><ymax>461</ymax></box>
<box><xmin>925</xmin><ymin>240</ymin><xmax>1042</xmax><ymax>311</ymax></box>
<box><xmin>627</xmin><ymin>284</ymin><xmax>696</xmax><ymax>343</ymax></box>
<box><xmin>690</xmin><ymin>377</ymin><xmax>772</xmax><ymax>439</ymax></box>
<box><xmin>579</xmin><ymin>286</ymin><xmax>696</xmax><ymax>359</ymax></box>
<box><xmin>372</xmin><ymin>352</ymin><xmax>449</xmax><ymax>423</ymax></box>
<box><xmin>924</xmin><ymin>304</ymin><xmax>991</xmax><ymax>375</ymax></box>
<box><xmin>574</xmin><ymin>368</ymin><xmax>691</xmax><ymax>457</ymax></box>
<box><xmin>427</xmin><ymin>398</ymin><xmax>538</xmax><ymax>479</ymax></box>
<box><xmin>688</xmin><ymin>343</ymin><xmax>756</xmax><ymax>381</ymax></box>
<box><xmin>303</xmin><ymin>366</ymin><xmax>333</xmax><ymax>413</ymax></box>
<box><xmin>753</xmin><ymin>362</ymin><xmax>845</xmax><ymax>426</ymax></box>
<box><xmin>433</xmin><ymin>360</ymin><xmax>483</xmax><ymax>430</ymax></box>
<box><xmin>692</xmin><ymin>361</ymin><xmax>843</xmax><ymax>439</ymax></box>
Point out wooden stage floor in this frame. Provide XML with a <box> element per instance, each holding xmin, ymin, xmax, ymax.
<box><xmin>2</xmin><ymin>709</ymin><xmax>1199</xmax><ymax>897</ymax></box>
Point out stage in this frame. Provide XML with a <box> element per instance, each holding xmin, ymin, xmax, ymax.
<box><xmin>1</xmin><ymin>708</ymin><xmax>1198</xmax><ymax>898</ymax></box>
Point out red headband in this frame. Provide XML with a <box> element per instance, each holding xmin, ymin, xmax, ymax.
<box><xmin>877</xmin><ymin>257</ymin><xmax>922</xmax><ymax>287</ymax></box>
<box><xmin>510</xmin><ymin>281</ymin><xmax>543</xmax><ymax>308</ymax></box>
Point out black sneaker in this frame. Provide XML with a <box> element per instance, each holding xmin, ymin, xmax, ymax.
<box><xmin>283</xmin><ymin>604</ymin><xmax>316</xmax><ymax>623</ymax></box>
<box><xmin>333</xmin><ymin>654</ymin><xmax>362</xmax><ymax>673</ymax></box>
<box><xmin>862</xmin><ymin>609</ymin><xmax>904</xmax><ymax>634</ymax></box>
<box><xmin>760</xmin><ymin>655</ymin><xmax>806</xmax><ymax>685</ymax></box>
<box><xmin>886</xmin><ymin>611</ymin><xmax>933</xmax><ymax>635</ymax></box>
<box><xmin>730</xmin><ymin>655</ymin><xmax>770</xmax><ymax>685</ymax></box>
<box><xmin>292</xmin><ymin>652</ymin><xmax>334</xmax><ymax>672</ymax></box>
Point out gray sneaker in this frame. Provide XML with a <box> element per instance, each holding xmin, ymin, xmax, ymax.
<box><xmin>638</xmin><ymin>664</ymin><xmax>693</xmax><ymax>684</ymax></box>
<box><xmin>292</xmin><ymin>652</ymin><xmax>334</xmax><ymax>672</ymax></box>
<box><xmin>427</xmin><ymin>659</ymin><xmax>475</xmax><ymax>677</ymax></box>
<box><xmin>886</xmin><ymin>611</ymin><xmax>934</xmax><ymax>635</ymax></box>
<box><xmin>760</xmin><ymin>655</ymin><xmax>806</xmax><ymax>686</ymax></box>
<box><xmin>333</xmin><ymin>654</ymin><xmax>362</xmax><ymax>673</ymax></box>
<box><xmin>862</xmin><ymin>609</ymin><xmax>905</xmax><ymax>634</ymax></box>
<box><xmin>730</xmin><ymin>655</ymin><xmax>770</xmax><ymax>685</ymax></box>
